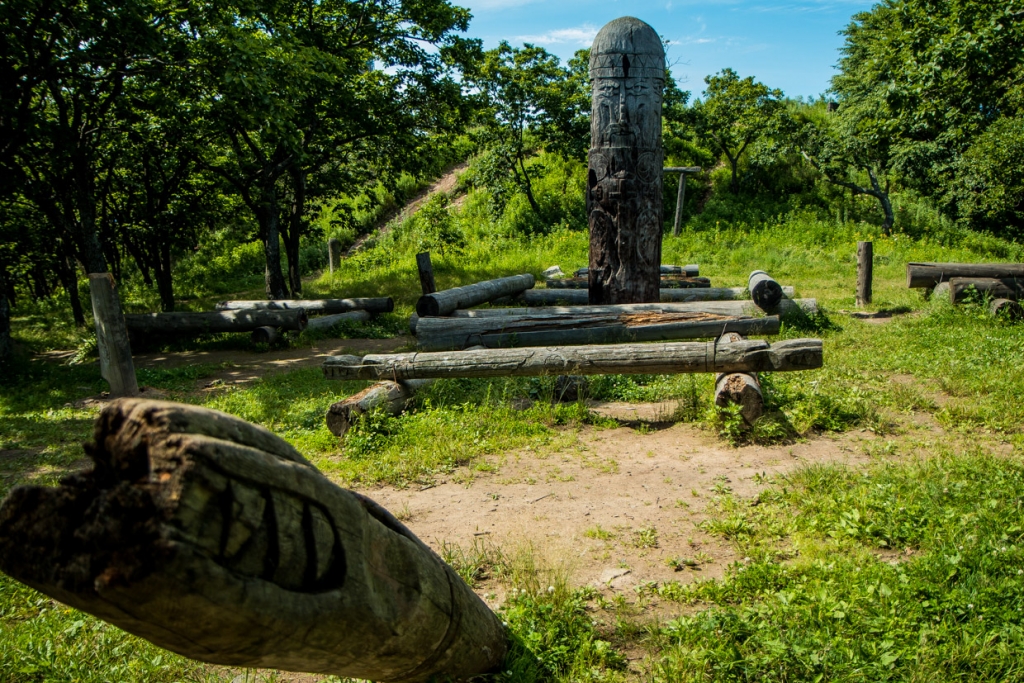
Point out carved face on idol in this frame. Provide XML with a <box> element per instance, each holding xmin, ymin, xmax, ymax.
<box><xmin>592</xmin><ymin>75</ymin><xmax>660</xmax><ymax>149</ymax></box>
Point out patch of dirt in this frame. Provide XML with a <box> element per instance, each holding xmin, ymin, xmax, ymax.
<box><xmin>838</xmin><ymin>307</ymin><xmax>915</xmax><ymax>324</ymax></box>
<box><xmin>347</xmin><ymin>162</ymin><xmax>469</xmax><ymax>256</ymax></box>
<box><xmin>356</xmin><ymin>419</ymin><xmax>878</xmax><ymax>603</ymax></box>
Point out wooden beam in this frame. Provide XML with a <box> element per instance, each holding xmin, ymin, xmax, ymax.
<box><xmin>414</xmin><ymin>312</ymin><xmax>780</xmax><ymax>351</ymax></box>
<box><xmin>323</xmin><ymin>338</ymin><xmax>823</xmax><ymax>381</ymax></box>
<box><xmin>216</xmin><ymin>298</ymin><xmax>393</xmax><ymax>314</ymax></box>
<box><xmin>907</xmin><ymin>262</ymin><xmax>1024</xmax><ymax>289</ymax></box>
<box><xmin>305</xmin><ymin>310</ymin><xmax>371</xmax><ymax>332</ymax></box>
<box><xmin>0</xmin><ymin>400</ymin><xmax>507</xmax><ymax>681</ymax></box>
<box><xmin>126</xmin><ymin>309</ymin><xmax>308</xmax><ymax>336</ymax></box>
<box><xmin>857</xmin><ymin>242</ymin><xmax>873</xmax><ymax>307</ymax></box>
<box><xmin>416</xmin><ymin>274</ymin><xmax>535</xmax><ymax>317</ymax></box>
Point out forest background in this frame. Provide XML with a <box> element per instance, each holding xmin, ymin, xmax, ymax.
<box><xmin>1</xmin><ymin>0</ymin><xmax>1022</xmax><ymax>364</ymax></box>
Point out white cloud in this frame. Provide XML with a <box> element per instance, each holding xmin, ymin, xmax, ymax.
<box><xmin>515</xmin><ymin>24</ymin><xmax>599</xmax><ymax>46</ymax></box>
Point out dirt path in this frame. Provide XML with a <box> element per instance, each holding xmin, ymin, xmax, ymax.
<box><xmin>357</xmin><ymin>409</ymin><xmax>884</xmax><ymax>608</ymax></box>
<box><xmin>346</xmin><ymin>162</ymin><xmax>468</xmax><ymax>256</ymax></box>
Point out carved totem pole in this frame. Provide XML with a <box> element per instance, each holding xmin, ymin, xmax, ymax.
<box><xmin>587</xmin><ymin>17</ymin><xmax>665</xmax><ymax>305</ymax></box>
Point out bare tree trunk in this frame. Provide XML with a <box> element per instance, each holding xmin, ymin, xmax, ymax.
<box><xmin>867</xmin><ymin>168</ymin><xmax>893</xmax><ymax>235</ymax></box>
<box><xmin>54</xmin><ymin>246</ymin><xmax>85</xmax><ymax>327</ymax></box>
<box><xmin>257</xmin><ymin>185</ymin><xmax>289</xmax><ymax>300</ymax></box>
<box><xmin>155</xmin><ymin>239</ymin><xmax>175</xmax><ymax>313</ymax></box>
<box><xmin>0</xmin><ymin>265</ymin><xmax>12</xmax><ymax>367</ymax></box>
<box><xmin>284</xmin><ymin>168</ymin><xmax>305</xmax><ymax>296</ymax></box>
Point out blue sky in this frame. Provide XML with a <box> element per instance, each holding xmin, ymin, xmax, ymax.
<box><xmin>459</xmin><ymin>0</ymin><xmax>877</xmax><ymax>100</ymax></box>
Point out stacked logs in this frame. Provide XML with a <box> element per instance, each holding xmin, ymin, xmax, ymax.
<box><xmin>907</xmin><ymin>262</ymin><xmax>1024</xmax><ymax>318</ymax></box>
<box><xmin>124</xmin><ymin>297</ymin><xmax>394</xmax><ymax>345</ymax></box>
<box><xmin>325</xmin><ymin>259</ymin><xmax>814</xmax><ymax>436</ymax></box>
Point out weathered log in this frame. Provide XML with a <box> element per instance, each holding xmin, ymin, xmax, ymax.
<box><xmin>929</xmin><ymin>281</ymin><xmax>951</xmax><ymax>301</ymax></box>
<box><xmin>990</xmin><ymin>298</ymin><xmax>1024</xmax><ymax>320</ymax></box>
<box><xmin>857</xmin><ymin>242</ymin><xmax>873</xmax><ymax>306</ymax></box>
<box><xmin>216</xmin><ymin>298</ymin><xmax>394</xmax><ymax>314</ymax></box>
<box><xmin>251</xmin><ymin>326</ymin><xmax>280</xmax><ymax>345</ymax></box>
<box><xmin>748</xmin><ymin>271</ymin><xmax>783</xmax><ymax>311</ymax></box>
<box><xmin>714</xmin><ymin>332</ymin><xmax>763</xmax><ymax>426</ymax></box>
<box><xmin>416</xmin><ymin>274</ymin><xmax>535</xmax><ymax>317</ymax></box>
<box><xmin>519</xmin><ymin>287</ymin><xmax>797</xmax><ymax>307</ymax></box>
<box><xmin>414</xmin><ymin>312</ymin><xmax>780</xmax><ymax>351</ymax></box>
<box><xmin>323</xmin><ymin>338</ymin><xmax>822</xmax><ymax>381</ymax></box>
<box><xmin>409</xmin><ymin>298</ymin><xmax>814</xmax><ymax>333</ymax></box>
<box><xmin>88</xmin><ymin>273</ymin><xmax>139</xmax><ymax>397</ymax></box>
<box><xmin>326</xmin><ymin>379</ymin><xmax>434</xmax><ymax>437</ymax></box>
<box><xmin>416</xmin><ymin>253</ymin><xmax>436</xmax><ymax>295</ymax></box>
<box><xmin>546</xmin><ymin>276</ymin><xmax>711</xmax><ymax>290</ymax></box>
<box><xmin>0</xmin><ymin>400</ymin><xmax>506</xmax><ymax>681</ymax></box>
<box><xmin>950</xmin><ymin>277</ymin><xmax>1024</xmax><ymax>304</ymax></box>
<box><xmin>306</xmin><ymin>310</ymin><xmax>371</xmax><ymax>332</ymax></box>
<box><xmin>126</xmin><ymin>309</ymin><xmax>308</xmax><ymax>335</ymax></box>
<box><xmin>575</xmin><ymin>265</ymin><xmax>699</xmax><ymax>277</ymax></box>
<box><xmin>907</xmin><ymin>262</ymin><xmax>1024</xmax><ymax>289</ymax></box>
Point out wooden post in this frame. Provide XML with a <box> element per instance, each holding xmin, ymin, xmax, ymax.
<box><xmin>328</xmin><ymin>238</ymin><xmax>341</xmax><ymax>275</ymax></box>
<box><xmin>88</xmin><ymin>273</ymin><xmax>139</xmax><ymax>397</ymax></box>
<box><xmin>714</xmin><ymin>332</ymin><xmax>763</xmax><ymax>426</ymax></box>
<box><xmin>416</xmin><ymin>252</ymin><xmax>436</xmax><ymax>295</ymax></box>
<box><xmin>664</xmin><ymin>167</ymin><xmax>701</xmax><ymax>237</ymax></box>
<box><xmin>0</xmin><ymin>400</ymin><xmax>507</xmax><ymax>681</ymax></box>
<box><xmin>857</xmin><ymin>241</ymin><xmax>873</xmax><ymax>307</ymax></box>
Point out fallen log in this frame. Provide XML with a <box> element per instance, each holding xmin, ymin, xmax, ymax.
<box><xmin>305</xmin><ymin>310</ymin><xmax>371</xmax><ymax>332</ymax></box>
<box><xmin>0</xmin><ymin>400</ymin><xmax>506</xmax><ymax>681</ymax></box>
<box><xmin>519</xmin><ymin>287</ymin><xmax>796</xmax><ymax>307</ymax></box>
<box><xmin>414</xmin><ymin>312</ymin><xmax>780</xmax><ymax>351</ymax></box>
<box><xmin>575</xmin><ymin>264</ymin><xmax>699</xmax><ymax>277</ymax></box>
<box><xmin>251</xmin><ymin>326</ymin><xmax>280</xmax><ymax>345</ymax></box>
<box><xmin>416</xmin><ymin>274</ymin><xmax>535</xmax><ymax>317</ymax></box>
<box><xmin>748</xmin><ymin>270</ymin><xmax>784</xmax><ymax>311</ymax></box>
<box><xmin>216</xmin><ymin>298</ymin><xmax>394</xmax><ymax>314</ymax></box>
<box><xmin>409</xmin><ymin>298</ymin><xmax>815</xmax><ymax>334</ymax></box>
<box><xmin>546</xmin><ymin>276</ymin><xmax>711</xmax><ymax>290</ymax></box>
<box><xmin>326</xmin><ymin>379</ymin><xmax>434</xmax><ymax>437</ymax></box>
<box><xmin>907</xmin><ymin>262</ymin><xmax>1024</xmax><ymax>289</ymax></box>
<box><xmin>714</xmin><ymin>332</ymin><xmax>763</xmax><ymax>426</ymax></box>
<box><xmin>949</xmin><ymin>277</ymin><xmax>1024</xmax><ymax>304</ymax></box>
<box><xmin>990</xmin><ymin>298</ymin><xmax>1024</xmax><ymax>320</ymax></box>
<box><xmin>126</xmin><ymin>309</ymin><xmax>308</xmax><ymax>335</ymax></box>
<box><xmin>323</xmin><ymin>338</ymin><xmax>823</xmax><ymax>381</ymax></box>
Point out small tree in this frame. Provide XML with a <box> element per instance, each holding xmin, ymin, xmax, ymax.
<box><xmin>690</xmin><ymin>69</ymin><xmax>786</xmax><ymax>193</ymax></box>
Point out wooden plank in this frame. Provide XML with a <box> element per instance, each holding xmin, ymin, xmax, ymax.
<box><xmin>907</xmin><ymin>262</ymin><xmax>1024</xmax><ymax>288</ymax></box>
<box><xmin>414</xmin><ymin>312</ymin><xmax>780</xmax><ymax>351</ymax></box>
<box><xmin>416</xmin><ymin>274</ymin><xmax>534</xmax><ymax>317</ymax></box>
<box><xmin>323</xmin><ymin>338</ymin><xmax>823</xmax><ymax>381</ymax></box>
<box><xmin>88</xmin><ymin>273</ymin><xmax>139</xmax><ymax>397</ymax></box>
<box><xmin>216</xmin><ymin>298</ymin><xmax>393</xmax><ymax>314</ymax></box>
<box><xmin>0</xmin><ymin>399</ymin><xmax>506</xmax><ymax>680</ymax></box>
<box><xmin>126</xmin><ymin>309</ymin><xmax>308</xmax><ymax>335</ymax></box>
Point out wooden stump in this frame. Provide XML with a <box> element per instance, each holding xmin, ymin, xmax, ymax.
<box><xmin>990</xmin><ymin>298</ymin><xmax>1024</xmax><ymax>320</ymax></box>
<box><xmin>416</xmin><ymin>253</ymin><xmax>436</xmax><ymax>295</ymax></box>
<box><xmin>328</xmin><ymin>238</ymin><xmax>341</xmax><ymax>274</ymax></box>
<box><xmin>326</xmin><ymin>379</ymin><xmax>434</xmax><ymax>437</ymax></box>
<box><xmin>0</xmin><ymin>400</ymin><xmax>507</xmax><ymax>681</ymax></box>
<box><xmin>88</xmin><ymin>273</ymin><xmax>139</xmax><ymax>397</ymax></box>
<box><xmin>714</xmin><ymin>332</ymin><xmax>763</xmax><ymax>426</ymax></box>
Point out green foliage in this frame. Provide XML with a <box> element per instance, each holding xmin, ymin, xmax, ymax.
<box><xmin>652</xmin><ymin>450</ymin><xmax>1024</xmax><ymax>681</ymax></box>
<box><xmin>951</xmin><ymin>115</ymin><xmax>1024</xmax><ymax>236</ymax></box>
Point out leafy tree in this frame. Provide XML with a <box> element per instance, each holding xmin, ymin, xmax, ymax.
<box><xmin>467</xmin><ymin>42</ymin><xmax>564</xmax><ymax>215</ymax></box>
<box><xmin>950</xmin><ymin>115</ymin><xmax>1024</xmax><ymax>235</ymax></box>
<box><xmin>536</xmin><ymin>48</ymin><xmax>591</xmax><ymax>161</ymax></box>
<box><xmin>832</xmin><ymin>0</ymin><xmax>1024</xmax><ymax>229</ymax></box>
<box><xmin>690</xmin><ymin>69</ymin><xmax>786</xmax><ymax>193</ymax></box>
<box><xmin>795</xmin><ymin>104</ymin><xmax>898</xmax><ymax>233</ymax></box>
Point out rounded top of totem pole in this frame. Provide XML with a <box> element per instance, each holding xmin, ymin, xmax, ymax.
<box><xmin>589</xmin><ymin>17</ymin><xmax>665</xmax><ymax>80</ymax></box>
